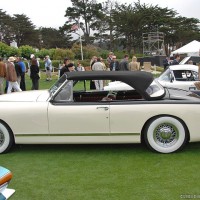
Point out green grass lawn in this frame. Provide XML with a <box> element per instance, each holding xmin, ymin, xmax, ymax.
<box><xmin>25</xmin><ymin>72</ymin><xmax>58</xmax><ymax>90</ymax></box>
<box><xmin>1</xmin><ymin>71</ymin><xmax>200</xmax><ymax>200</ymax></box>
<box><xmin>1</xmin><ymin>143</ymin><xmax>200</xmax><ymax>200</ymax></box>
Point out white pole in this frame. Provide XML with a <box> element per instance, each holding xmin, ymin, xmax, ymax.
<box><xmin>78</xmin><ymin>18</ymin><xmax>83</xmax><ymax>60</ymax></box>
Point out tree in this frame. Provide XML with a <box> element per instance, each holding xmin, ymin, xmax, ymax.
<box><xmin>93</xmin><ymin>0</ymin><xmax>116</xmax><ymax>50</ymax></box>
<box><xmin>64</xmin><ymin>0</ymin><xmax>103</xmax><ymax>44</ymax></box>
<box><xmin>111</xmin><ymin>0</ymin><xmax>200</xmax><ymax>55</ymax></box>
<box><xmin>0</xmin><ymin>9</ymin><xmax>15</xmax><ymax>45</ymax></box>
<box><xmin>12</xmin><ymin>14</ymin><xmax>39</xmax><ymax>47</ymax></box>
<box><xmin>112</xmin><ymin>3</ymin><xmax>145</xmax><ymax>53</ymax></box>
<box><xmin>39</xmin><ymin>27</ymin><xmax>71</xmax><ymax>49</ymax></box>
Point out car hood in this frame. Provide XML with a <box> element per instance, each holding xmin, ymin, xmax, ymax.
<box><xmin>0</xmin><ymin>90</ymin><xmax>50</xmax><ymax>102</ymax></box>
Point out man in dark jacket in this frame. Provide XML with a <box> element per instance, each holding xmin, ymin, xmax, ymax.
<box><xmin>171</xmin><ymin>54</ymin><xmax>180</xmax><ymax>65</ymax></box>
<box><xmin>60</xmin><ymin>58</ymin><xmax>70</xmax><ymax>77</ymax></box>
<box><xmin>17</xmin><ymin>57</ymin><xmax>26</xmax><ymax>91</ymax></box>
<box><xmin>119</xmin><ymin>55</ymin><xmax>129</xmax><ymax>71</ymax></box>
<box><xmin>110</xmin><ymin>56</ymin><xmax>120</xmax><ymax>71</ymax></box>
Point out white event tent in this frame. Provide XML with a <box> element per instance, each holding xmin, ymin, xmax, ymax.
<box><xmin>171</xmin><ymin>40</ymin><xmax>200</xmax><ymax>57</ymax></box>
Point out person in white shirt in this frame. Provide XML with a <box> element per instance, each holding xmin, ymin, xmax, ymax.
<box><xmin>92</xmin><ymin>57</ymin><xmax>104</xmax><ymax>90</ymax></box>
<box><xmin>76</xmin><ymin>62</ymin><xmax>85</xmax><ymax>71</ymax></box>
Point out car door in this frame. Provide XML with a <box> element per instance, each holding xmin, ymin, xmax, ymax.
<box><xmin>47</xmin><ymin>81</ymin><xmax>110</xmax><ymax>135</ymax></box>
<box><xmin>109</xmin><ymin>101</ymin><xmax>143</xmax><ymax>138</ymax></box>
<box><xmin>48</xmin><ymin>102</ymin><xmax>110</xmax><ymax>135</ymax></box>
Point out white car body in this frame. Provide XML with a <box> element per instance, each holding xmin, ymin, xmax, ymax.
<box><xmin>157</xmin><ymin>64</ymin><xmax>199</xmax><ymax>90</ymax></box>
<box><xmin>1</xmin><ymin>71</ymin><xmax>200</xmax><ymax>154</ymax></box>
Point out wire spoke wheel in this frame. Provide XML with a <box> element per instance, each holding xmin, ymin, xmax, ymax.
<box><xmin>144</xmin><ymin>116</ymin><xmax>188</xmax><ymax>153</ymax></box>
<box><xmin>0</xmin><ymin>130</ymin><xmax>5</xmax><ymax>147</ymax></box>
<box><xmin>0</xmin><ymin>122</ymin><xmax>14</xmax><ymax>154</ymax></box>
<box><xmin>153</xmin><ymin>123</ymin><xmax>179</xmax><ymax>148</ymax></box>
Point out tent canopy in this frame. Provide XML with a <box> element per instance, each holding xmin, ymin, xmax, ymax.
<box><xmin>171</xmin><ymin>40</ymin><xmax>200</xmax><ymax>56</ymax></box>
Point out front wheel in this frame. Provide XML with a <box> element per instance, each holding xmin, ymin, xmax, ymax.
<box><xmin>144</xmin><ymin>116</ymin><xmax>188</xmax><ymax>153</ymax></box>
<box><xmin>0</xmin><ymin>121</ymin><xmax>14</xmax><ymax>154</ymax></box>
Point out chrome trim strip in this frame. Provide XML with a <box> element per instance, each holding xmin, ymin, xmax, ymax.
<box><xmin>15</xmin><ymin>133</ymin><xmax>140</xmax><ymax>137</ymax></box>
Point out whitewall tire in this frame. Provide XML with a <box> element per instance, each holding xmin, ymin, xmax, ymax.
<box><xmin>0</xmin><ymin>121</ymin><xmax>14</xmax><ymax>154</ymax></box>
<box><xmin>144</xmin><ymin>116</ymin><xmax>188</xmax><ymax>153</ymax></box>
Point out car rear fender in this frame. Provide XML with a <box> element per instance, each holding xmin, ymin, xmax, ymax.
<box><xmin>140</xmin><ymin>114</ymin><xmax>190</xmax><ymax>143</ymax></box>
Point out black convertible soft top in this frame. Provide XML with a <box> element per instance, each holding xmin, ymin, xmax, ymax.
<box><xmin>66</xmin><ymin>71</ymin><xmax>154</xmax><ymax>96</ymax></box>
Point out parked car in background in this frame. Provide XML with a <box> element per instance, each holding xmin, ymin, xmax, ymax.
<box><xmin>157</xmin><ymin>64</ymin><xmax>199</xmax><ymax>90</ymax></box>
<box><xmin>1</xmin><ymin>71</ymin><xmax>200</xmax><ymax>154</ymax></box>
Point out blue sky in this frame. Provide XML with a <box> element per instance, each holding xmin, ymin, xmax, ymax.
<box><xmin>1</xmin><ymin>0</ymin><xmax>200</xmax><ymax>28</ymax></box>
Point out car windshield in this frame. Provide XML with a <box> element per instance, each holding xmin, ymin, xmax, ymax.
<box><xmin>49</xmin><ymin>74</ymin><xmax>67</xmax><ymax>95</ymax></box>
<box><xmin>158</xmin><ymin>69</ymin><xmax>171</xmax><ymax>82</ymax></box>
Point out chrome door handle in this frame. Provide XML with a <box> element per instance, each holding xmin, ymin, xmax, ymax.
<box><xmin>96</xmin><ymin>107</ymin><xmax>109</xmax><ymax>111</ymax></box>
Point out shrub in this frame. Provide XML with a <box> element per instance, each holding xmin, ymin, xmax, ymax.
<box><xmin>0</xmin><ymin>42</ymin><xmax>18</xmax><ymax>58</ymax></box>
<box><xmin>72</xmin><ymin>43</ymin><xmax>100</xmax><ymax>60</ymax></box>
<box><xmin>19</xmin><ymin>45</ymin><xmax>36</xmax><ymax>59</ymax></box>
<box><xmin>52</xmin><ymin>48</ymin><xmax>75</xmax><ymax>61</ymax></box>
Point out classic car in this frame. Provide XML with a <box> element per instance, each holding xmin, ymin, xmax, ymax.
<box><xmin>0</xmin><ymin>71</ymin><xmax>200</xmax><ymax>154</ymax></box>
<box><xmin>0</xmin><ymin>166</ymin><xmax>15</xmax><ymax>199</ymax></box>
<box><xmin>157</xmin><ymin>64</ymin><xmax>199</xmax><ymax>90</ymax></box>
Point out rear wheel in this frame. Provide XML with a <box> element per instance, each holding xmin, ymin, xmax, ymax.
<box><xmin>144</xmin><ymin>116</ymin><xmax>188</xmax><ymax>153</ymax></box>
<box><xmin>0</xmin><ymin>121</ymin><xmax>14</xmax><ymax>154</ymax></box>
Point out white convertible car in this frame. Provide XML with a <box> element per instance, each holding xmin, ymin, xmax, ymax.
<box><xmin>0</xmin><ymin>71</ymin><xmax>200</xmax><ymax>154</ymax></box>
<box><xmin>157</xmin><ymin>64</ymin><xmax>199</xmax><ymax>90</ymax></box>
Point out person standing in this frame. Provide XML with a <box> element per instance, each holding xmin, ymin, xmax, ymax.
<box><xmin>44</xmin><ymin>55</ymin><xmax>52</xmax><ymax>81</ymax></box>
<box><xmin>0</xmin><ymin>58</ymin><xmax>6</xmax><ymax>95</ymax></box>
<box><xmin>90</xmin><ymin>56</ymin><xmax>97</xmax><ymax>90</ymax></box>
<box><xmin>30</xmin><ymin>58</ymin><xmax>40</xmax><ymax>90</ymax></box>
<box><xmin>14</xmin><ymin>58</ymin><xmax>22</xmax><ymax>86</ymax></box>
<box><xmin>60</xmin><ymin>58</ymin><xmax>70</xmax><ymax>77</ymax></box>
<box><xmin>171</xmin><ymin>54</ymin><xmax>180</xmax><ymax>65</ymax></box>
<box><xmin>163</xmin><ymin>56</ymin><xmax>170</xmax><ymax>70</ymax></box>
<box><xmin>17</xmin><ymin>57</ymin><xmax>26</xmax><ymax>91</ymax></box>
<box><xmin>129</xmin><ymin>56</ymin><xmax>140</xmax><ymax>71</ymax></box>
<box><xmin>92</xmin><ymin>57</ymin><xmax>104</xmax><ymax>90</ymax></box>
<box><xmin>6</xmin><ymin>57</ymin><xmax>22</xmax><ymax>94</ymax></box>
<box><xmin>76</xmin><ymin>62</ymin><xmax>85</xmax><ymax>71</ymax></box>
<box><xmin>106</xmin><ymin>52</ymin><xmax>114</xmax><ymax>67</ymax></box>
<box><xmin>67</xmin><ymin>63</ymin><xmax>76</xmax><ymax>72</ymax></box>
<box><xmin>90</xmin><ymin>56</ymin><xmax>97</xmax><ymax>69</ymax></box>
<box><xmin>119</xmin><ymin>55</ymin><xmax>129</xmax><ymax>71</ymax></box>
<box><xmin>110</xmin><ymin>56</ymin><xmax>120</xmax><ymax>71</ymax></box>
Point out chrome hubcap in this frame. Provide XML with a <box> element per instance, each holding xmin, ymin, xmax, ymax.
<box><xmin>0</xmin><ymin>130</ymin><xmax>5</xmax><ymax>147</ymax></box>
<box><xmin>153</xmin><ymin>123</ymin><xmax>179</xmax><ymax>147</ymax></box>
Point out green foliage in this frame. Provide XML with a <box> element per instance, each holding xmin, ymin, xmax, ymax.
<box><xmin>39</xmin><ymin>27</ymin><xmax>70</xmax><ymax>49</ymax></box>
<box><xmin>18</xmin><ymin>45</ymin><xmax>36</xmax><ymax>59</ymax></box>
<box><xmin>75</xmin><ymin>59</ymin><xmax>91</xmax><ymax>67</ymax></box>
<box><xmin>71</xmin><ymin>43</ymin><xmax>100</xmax><ymax>60</ymax></box>
<box><xmin>35</xmin><ymin>48</ymin><xmax>51</xmax><ymax>59</ymax></box>
<box><xmin>82</xmin><ymin>45</ymin><xmax>100</xmax><ymax>59</ymax></box>
<box><xmin>0</xmin><ymin>42</ymin><xmax>11</xmax><ymax>57</ymax></box>
<box><xmin>12</xmin><ymin>14</ymin><xmax>38</xmax><ymax>46</ymax></box>
<box><xmin>52</xmin><ymin>48</ymin><xmax>75</xmax><ymax>61</ymax></box>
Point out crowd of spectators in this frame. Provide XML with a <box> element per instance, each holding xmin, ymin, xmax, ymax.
<box><xmin>0</xmin><ymin>54</ymin><xmax>42</xmax><ymax>94</ymax></box>
<box><xmin>0</xmin><ymin>52</ymin><xmax>153</xmax><ymax>94</ymax></box>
